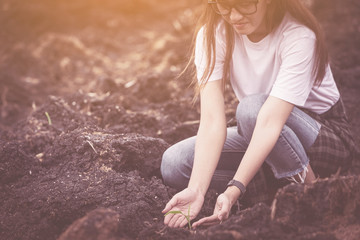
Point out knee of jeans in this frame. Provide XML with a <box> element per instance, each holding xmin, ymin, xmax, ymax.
<box><xmin>160</xmin><ymin>146</ymin><xmax>189</xmax><ymax>189</ymax></box>
<box><xmin>160</xmin><ymin>148</ymin><xmax>175</xmax><ymax>185</ymax></box>
<box><xmin>236</xmin><ymin>94</ymin><xmax>267</xmax><ymax>137</ymax></box>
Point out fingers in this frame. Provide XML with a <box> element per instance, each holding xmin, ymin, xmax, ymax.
<box><xmin>174</xmin><ymin>215</ymin><xmax>188</xmax><ymax>228</ymax></box>
<box><xmin>192</xmin><ymin>194</ymin><xmax>232</xmax><ymax>229</ymax></box>
<box><xmin>162</xmin><ymin>188</ymin><xmax>205</xmax><ymax>229</ymax></box>
<box><xmin>192</xmin><ymin>214</ymin><xmax>219</xmax><ymax>229</ymax></box>
<box><xmin>165</xmin><ymin>212</ymin><xmax>181</xmax><ymax>227</ymax></box>
<box><xmin>165</xmin><ymin>213</ymin><xmax>189</xmax><ymax>228</ymax></box>
<box><xmin>217</xmin><ymin>198</ymin><xmax>231</xmax><ymax>221</ymax></box>
<box><xmin>162</xmin><ymin>196</ymin><xmax>178</xmax><ymax>214</ymax></box>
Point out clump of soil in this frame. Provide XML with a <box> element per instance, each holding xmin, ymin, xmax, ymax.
<box><xmin>0</xmin><ymin>0</ymin><xmax>359</xmax><ymax>239</ymax></box>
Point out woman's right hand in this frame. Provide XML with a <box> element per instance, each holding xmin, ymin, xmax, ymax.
<box><xmin>162</xmin><ymin>188</ymin><xmax>204</xmax><ymax>228</ymax></box>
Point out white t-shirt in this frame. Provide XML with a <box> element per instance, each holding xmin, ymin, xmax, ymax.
<box><xmin>194</xmin><ymin>13</ymin><xmax>339</xmax><ymax>114</ymax></box>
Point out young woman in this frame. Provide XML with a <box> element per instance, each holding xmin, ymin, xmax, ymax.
<box><xmin>161</xmin><ymin>0</ymin><xmax>356</xmax><ymax>228</ymax></box>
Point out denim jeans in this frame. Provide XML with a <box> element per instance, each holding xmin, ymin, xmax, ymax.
<box><xmin>161</xmin><ymin>94</ymin><xmax>321</xmax><ymax>192</ymax></box>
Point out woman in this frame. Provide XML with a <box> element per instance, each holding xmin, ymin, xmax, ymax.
<box><xmin>161</xmin><ymin>0</ymin><xmax>356</xmax><ymax>228</ymax></box>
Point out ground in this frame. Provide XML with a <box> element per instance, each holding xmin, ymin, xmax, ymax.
<box><xmin>0</xmin><ymin>0</ymin><xmax>359</xmax><ymax>239</ymax></box>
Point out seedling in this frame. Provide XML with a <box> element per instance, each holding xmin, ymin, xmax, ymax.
<box><xmin>164</xmin><ymin>205</ymin><xmax>192</xmax><ymax>230</ymax></box>
<box><xmin>45</xmin><ymin>112</ymin><xmax>52</xmax><ymax>125</ymax></box>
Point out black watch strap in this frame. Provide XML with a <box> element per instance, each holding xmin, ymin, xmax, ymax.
<box><xmin>227</xmin><ymin>179</ymin><xmax>246</xmax><ymax>197</ymax></box>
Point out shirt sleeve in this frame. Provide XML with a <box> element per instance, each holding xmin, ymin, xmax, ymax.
<box><xmin>270</xmin><ymin>31</ymin><xmax>316</xmax><ymax>107</ymax></box>
<box><xmin>194</xmin><ymin>24</ymin><xmax>226</xmax><ymax>84</ymax></box>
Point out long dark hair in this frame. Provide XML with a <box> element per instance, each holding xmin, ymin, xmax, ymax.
<box><xmin>185</xmin><ymin>0</ymin><xmax>328</xmax><ymax>97</ymax></box>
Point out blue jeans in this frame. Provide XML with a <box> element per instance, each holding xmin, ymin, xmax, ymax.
<box><xmin>161</xmin><ymin>94</ymin><xmax>321</xmax><ymax>191</ymax></box>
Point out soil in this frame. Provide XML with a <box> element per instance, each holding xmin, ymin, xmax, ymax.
<box><xmin>0</xmin><ymin>0</ymin><xmax>359</xmax><ymax>239</ymax></box>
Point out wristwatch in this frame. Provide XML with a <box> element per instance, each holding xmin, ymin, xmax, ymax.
<box><xmin>227</xmin><ymin>179</ymin><xmax>246</xmax><ymax>198</ymax></box>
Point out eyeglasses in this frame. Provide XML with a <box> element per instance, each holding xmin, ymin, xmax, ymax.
<box><xmin>208</xmin><ymin>0</ymin><xmax>259</xmax><ymax>16</ymax></box>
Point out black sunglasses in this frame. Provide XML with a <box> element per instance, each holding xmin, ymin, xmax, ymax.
<box><xmin>208</xmin><ymin>0</ymin><xmax>259</xmax><ymax>16</ymax></box>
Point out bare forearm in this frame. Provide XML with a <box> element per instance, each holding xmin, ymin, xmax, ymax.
<box><xmin>225</xmin><ymin>97</ymin><xmax>294</xmax><ymax>202</ymax></box>
<box><xmin>224</xmin><ymin>123</ymin><xmax>281</xmax><ymax>202</ymax></box>
<box><xmin>235</xmin><ymin>123</ymin><xmax>281</xmax><ymax>185</ymax></box>
<box><xmin>188</xmin><ymin>80</ymin><xmax>227</xmax><ymax>196</ymax></box>
<box><xmin>188</xmin><ymin>122</ymin><xmax>227</xmax><ymax>196</ymax></box>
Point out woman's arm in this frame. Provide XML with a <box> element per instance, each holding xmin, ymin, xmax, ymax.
<box><xmin>225</xmin><ymin>96</ymin><xmax>294</xmax><ymax>202</ymax></box>
<box><xmin>163</xmin><ymin>79</ymin><xmax>227</xmax><ymax>228</ymax></box>
<box><xmin>193</xmin><ymin>96</ymin><xmax>295</xmax><ymax>228</ymax></box>
<box><xmin>188</xmin><ymin>80</ymin><xmax>227</xmax><ymax>196</ymax></box>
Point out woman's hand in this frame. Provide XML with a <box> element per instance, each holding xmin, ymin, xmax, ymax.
<box><xmin>162</xmin><ymin>188</ymin><xmax>204</xmax><ymax>228</ymax></box>
<box><xmin>192</xmin><ymin>193</ymin><xmax>233</xmax><ymax>229</ymax></box>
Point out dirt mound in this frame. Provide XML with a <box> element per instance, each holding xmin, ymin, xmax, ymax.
<box><xmin>0</xmin><ymin>95</ymin><xmax>172</xmax><ymax>240</ymax></box>
<box><xmin>200</xmin><ymin>175</ymin><xmax>360</xmax><ymax>240</ymax></box>
<box><xmin>0</xmin><ymin>0</ymin><xmax>359</xmax><ymax>239</ymax></box>
<box><xmin>59</xmin><ymin>176</ymin><xmax>360</xmax><ymax>240</ymax></box>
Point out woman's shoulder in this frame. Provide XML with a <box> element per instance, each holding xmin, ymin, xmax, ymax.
<box><xmin>277</xmin><ymin>13</ymin><xmax>315</xmax><ymax>40</ymax></box>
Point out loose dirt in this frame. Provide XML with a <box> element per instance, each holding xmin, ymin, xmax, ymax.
<box><xmin>0</xmin><ymin>0</ymin><xmax>359</xmax><ymax>239</ymax></box>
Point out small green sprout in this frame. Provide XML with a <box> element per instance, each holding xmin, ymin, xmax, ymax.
<box><xmin>45</xmin><ymin>112</ymin><xmax>52</xmax><ymax>125</ymax></box>
<box><xmin>164</xmin><ymin>205</ymin><xmax>192</xmax><ymax>230</ymax></box>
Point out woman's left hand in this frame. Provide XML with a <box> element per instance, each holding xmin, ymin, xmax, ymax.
<box><xmin>192</xmin><ymin>193</ymin><xmax>232</xmax><ymax>228</ymax></box>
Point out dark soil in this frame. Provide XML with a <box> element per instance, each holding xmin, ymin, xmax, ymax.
<box><xmin>0</xmin><ymin>0</ymin><xmax>359</xmax><ymax>239</ymax></box>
